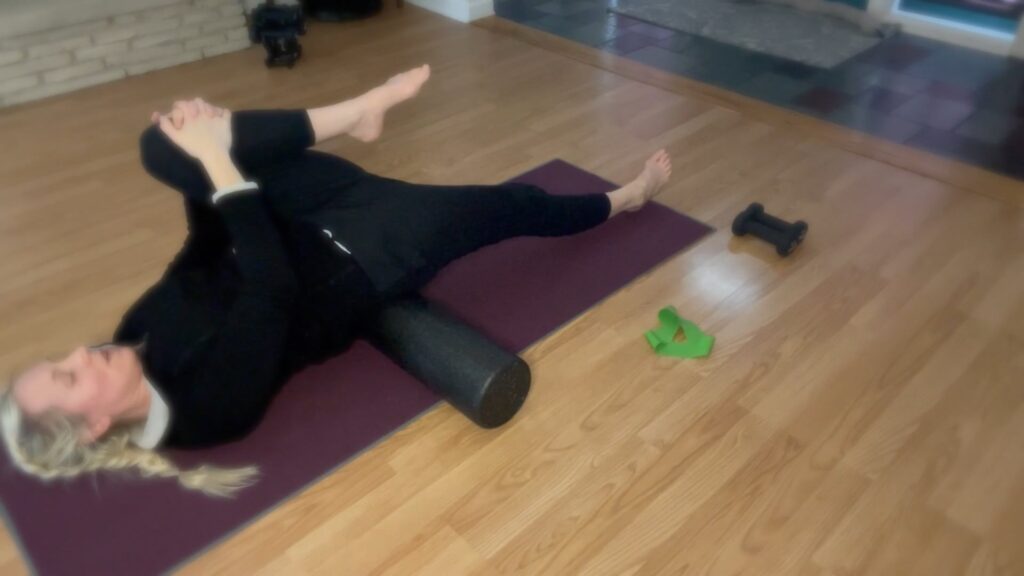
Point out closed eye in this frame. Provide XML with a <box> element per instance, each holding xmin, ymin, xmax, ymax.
<box><xmin>53</xmin><ymin>369</ymin><xmax>75</xmax><ymax>387</ymax></box>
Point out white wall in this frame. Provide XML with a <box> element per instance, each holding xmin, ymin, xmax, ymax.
<box><xmin>405</xmin><ymin>0</ymin><xmax>494</xmax><ymax>22</ymax></box>
<box><xmin>243</xmin><ymin>0</ymin><xmax>493</xmax><ymax>24</ymax></box>
<box><xmin>243</xmin><ymin>0</ymin><xmax>492</xmax><ymax>23</ymax></box>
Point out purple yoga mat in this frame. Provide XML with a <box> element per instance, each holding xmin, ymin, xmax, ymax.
<box><xmin>0</xmin><ymin>160</ymin><xmax>712</xmax><ymax>575</ymax></box>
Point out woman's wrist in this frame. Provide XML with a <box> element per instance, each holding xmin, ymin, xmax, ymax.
<box><xmin>197</xmin><ymin>147</ymin><xmax>247</xmax><ymax>191</ymax></box>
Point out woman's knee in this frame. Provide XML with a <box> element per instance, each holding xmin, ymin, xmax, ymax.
<box><xmin>138</xmin><ymin>124</ymin><xmax>211</xmax><ymax>202</ymax></box>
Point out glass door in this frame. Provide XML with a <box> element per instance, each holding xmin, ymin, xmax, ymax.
<box><xmin>868</xmin><ymin>0</ymin><xmax>1024</xmax><ymax>55</ymax></box>
<box><xmin>896</xmin><ymin>0</ymin><xmax>1023</xmax><ymax>35</ymax></box>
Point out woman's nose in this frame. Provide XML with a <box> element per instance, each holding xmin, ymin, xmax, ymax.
<box><xmin>71</xmin><ymin>346</ymin><xmax>91</xmax><ymax>365</ymax></box>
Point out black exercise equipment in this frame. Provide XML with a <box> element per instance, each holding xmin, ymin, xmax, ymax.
<box><xmin>249</xmin><ymin>2</ymin><xmax>306</xmax><ymax>68</ymax></box>
<box><xmin>365</xmin><ymin>297</ymin><xmax>532</xmax><ymax>428</ymax></box>
<box><xmin>732</xmin><ymin>203</ymin><xmax>808</xmax><ymax>257</ymax></box>
<box><xmin>301</xmin><ymin>0</ymin><xmax>384</xmax><ymax>21</ymax></box>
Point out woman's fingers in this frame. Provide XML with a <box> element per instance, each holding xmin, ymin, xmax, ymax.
<box><xmin>152</xmin><ymin>97</ymin><xmax>217</xmax><ymax>129</ymax></box>
<box><xmin>200</xmin><ymin>100</ymin><xmax>219</xmax><ymax>119</ymax></box>
<box><xmin>158</xmin><ymin>97</ymin><xmax>224</xmax><ymax>132</ymax></box>
<box><xmin>204</xmin><ymin>102</ymin><xmax>223</xmax><ymax>118</ymax></box>
<box><xmin>191</xmin><ymin>95</ymin><xmax>227</xmax><ymax>117</ymax></box>
<box><xmin>157</xmin><ymin>115</ymin><xmax>178</xmax><ymax>142</ymax></box>
<box><xmin>173</xmin><ymin>99</ymin><xmax>199</xmax><ymax>122</ymax></box>
<box><xmin>198</xmin><ymin>97</ymin><xmax>227</xmax><ymax>118</ymax></box>
<box><xmin>186</xmin><ymin>97</ymin><xmax>228</xmax><ymax>118</ymax></box>
<box><xmin>171</xmin><ymin>107</ymin><xmax>186</xmax><ymax>129</ymax></box>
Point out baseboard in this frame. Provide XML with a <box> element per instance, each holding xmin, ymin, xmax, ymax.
<box><xmin>406</xmin><ymin>0</ymin><xmax>493</xmax><ymax>22</ymax></box>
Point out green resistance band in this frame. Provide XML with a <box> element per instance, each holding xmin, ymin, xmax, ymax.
<box><xmin>644</xmin><ymin>306</ymin><xmax>714</xmax><ymax>359</ymax></box>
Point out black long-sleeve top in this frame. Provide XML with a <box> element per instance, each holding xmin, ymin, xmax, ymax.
<box><xmin>114</xmin><ymin>114</ymin><xmax>390</xmax><ymax>448</ymax></box>
<box><xmin>113</xmin><ymin>185</ymin><xmax>314</xmax><ymax>447</ymax></box>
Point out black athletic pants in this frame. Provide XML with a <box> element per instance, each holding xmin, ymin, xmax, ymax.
<box><xmin>139</xmin><ymin>108</ymin><xmax>613</xmax><ymax>297</ymax></box>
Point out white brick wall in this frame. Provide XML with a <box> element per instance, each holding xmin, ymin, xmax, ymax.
<box><xmin>200</xmin><ymin>15</ymin><xmax>247</xmax><ymax>34</ymax></box>
<box><xmin>43</xmin><ymin>59</ymin><xmax>105</xmax><ymax>83</ymax></box>
<box><xmin>203</xmin><ymin>37</ymin><xmax>252</xmax><ymax>58</ymax></box>
<box><xmin>74</xmin><ymin>42</ymin><xmax>131</xmax><ymax>61</ymax></box>
<box><xmin>0</xmin><ymin>74</ymin><xmax>40</xmax><ymax>97</ymax></box>
<box><xmin>0</xmin><ymin>0</ymin><xmax>252</xmax><ymax>108</ymax></box>
<box><xmin>0</xmin><ymin>53</ymin><xmax>73</xmax><ymax>83</ymax></box>
<box><xmin>27</xmin><ymin>36</ymin><xmax>92</xmax><ymax>59</ymax></box>
<box><xmin>126</xmin><ymin>51</ymin><xmax>203</xmax><ymax>75</ymax></box>
<box><xmin>185</xmin><ymin>34</ymin><xmax>227</xmax><ymax>51</ymax></box>
<box><xmin>0</xmin><ymin>50</ymin><xmax>25</xmax><ymax>67</ymax></box>
<box><xmin>4</xmin><ymin>69</ymin><xmax>128</xmax><ymax>106</ymax></box>
<box><xmin>0</xmin><ymin>21</ymin><xmax>109</xmax><ymax>50</ymax></box>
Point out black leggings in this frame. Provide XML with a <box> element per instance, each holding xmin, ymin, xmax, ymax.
<box><xmin>139</xmin><ymin>109</ymin><xmax>613</xmax><ymax>296</ymax></box>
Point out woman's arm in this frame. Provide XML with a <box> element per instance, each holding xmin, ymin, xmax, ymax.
<box><xmin>159</xmin><ymin>120</ymin><xmax>300</xmax><ymax>445</ymax></box>
<box><xmin>199</xmin><ymin>148</ymin><xmax>247</xmax><ymax>190</ymax></box>
<box><xmin>174</xmin><ymin>182</ymin><xmax>299</xmax><ymax>445</ymax></box>
<box><xmin>139</xmin><ymin>126</ymin><xmax>228</xmax><ymax>268</ymax></box>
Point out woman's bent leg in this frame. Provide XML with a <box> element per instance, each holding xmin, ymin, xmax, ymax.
<box><xmin>139</xmin><ymin>109</ymin><xmax>315</xmax><ymax>201</ymax></box>
<box><xmin>139</xmin><ymin>64</ymin><xmax>430</xmax><ymax>201</ymax></box>
<box><xmin>307</xmin><ymin>65</ymin><xmax>430</xmax><ymax>143</ymax></box>
<box><xmin>230</xmin><ymin>109</ymin><xmax>315</xmax><ymax>169</ymax></box>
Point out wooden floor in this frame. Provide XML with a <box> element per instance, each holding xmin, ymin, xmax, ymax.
<box><xmin>1</xmin><ymin>5</ymin><xmax>1022</xmax><ymax>575</ymax></box>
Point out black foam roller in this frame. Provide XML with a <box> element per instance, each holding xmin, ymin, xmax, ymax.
<box><xmin>364</xmin><ymin>297</ymin><xmax>531</xmax><ymax>428</ymax></box>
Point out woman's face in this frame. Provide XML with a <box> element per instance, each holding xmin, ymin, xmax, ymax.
<box><xmin>11</xmin><ymin>345</ymin><xmax>143</xmax><ymax>438</ymax></box>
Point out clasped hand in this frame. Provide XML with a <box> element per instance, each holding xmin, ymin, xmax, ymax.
<box><xmin>152</xmin><ymin>97</ymin><xmax>233</xmax><ymax>161</ymax></box>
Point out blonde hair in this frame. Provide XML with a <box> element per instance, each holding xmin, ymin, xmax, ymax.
<box><xmin>0</xmin><ymin>385</ymin><xmax>260</xmax><ymax>498</ymax></box>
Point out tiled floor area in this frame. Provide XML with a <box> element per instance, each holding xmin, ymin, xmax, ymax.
<box><xmin>496</xmin><ymin>0</ymin><xmax>1024</xmax><ymax>179</ymax></box>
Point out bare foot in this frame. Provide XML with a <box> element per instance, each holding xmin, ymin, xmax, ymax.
<box><xmin>626</xmin><ymin>149</ymin><xmax>672</xmax><ymax>211</ymax></box>
<box><xmin>384</xmin><ymin>64</ymin><xmax>432</xmax><ymax>102</ymax></box>
<box><xmin>350</xmin><ymin>64</ymin><xmax>432</xmax><ymax>142</ymax></box>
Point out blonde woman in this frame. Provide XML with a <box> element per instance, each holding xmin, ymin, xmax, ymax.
<box><xmin>1</xmin><ymin>65</ymin><xmax>673</xmax><ymax>497</ymax></box>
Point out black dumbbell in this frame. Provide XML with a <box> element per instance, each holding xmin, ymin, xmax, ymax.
<box><xmin>732</xmin><ymin>203</ymin><xmax>808</xmax><ymax>257</ymax></box>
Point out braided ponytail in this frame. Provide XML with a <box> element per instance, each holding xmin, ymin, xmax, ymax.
<box><xmin>0</xmin><ymin>386</ymin><xmax>259</xmax><ymax>498</ymax></box>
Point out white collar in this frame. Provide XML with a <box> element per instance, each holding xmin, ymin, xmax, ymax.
<box><xmin>130</xmin><ymin>375</ymin><xmax>169</xmax><ymax>450</ymax></box>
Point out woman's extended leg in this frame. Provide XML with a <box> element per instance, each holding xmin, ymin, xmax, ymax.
<box><xmin>365</xmin><ymin>150</ymin><xmax>673</xmax><ymax>296</ymax></box>
<box><xmin>454</xmin><ymin>150</ymin><xmax>672</xmax><ymax>244</ymax></box>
